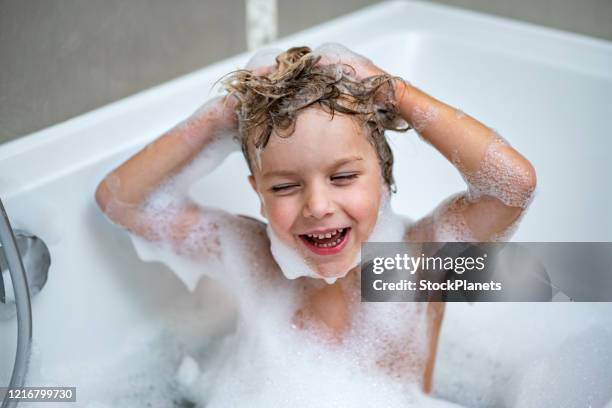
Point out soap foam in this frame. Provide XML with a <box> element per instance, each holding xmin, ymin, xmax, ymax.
<box><xmin>431</xmin><ymin>194</ymin><xmax>478</xmax><ymax>242</ymax></box>
<box><xmin>434</xmin><ymin>303</ymin><xmax>612</xmax><ymax>407</ymax></box>
<box><xmin>463</xmin><ymin>136</ymin><xmax>535</xmax><ymax>209</ymax></box>
<box><xmin>245</xmin><ymin>47</ymin><xmax>283</xmax><ymax>72</ymax></box>
<box><xmin>177</xmin><ymin>262</ymin><xmax>451</xmax><ymax>408</ymax></box>
<box><xmin>313</xmin><ymin>43</ymin><xmax>373</xmax><ymax>79</ymax></box>
<box><xmin>412</xmin><ymin>105</ymin><xmax>439</xmax><ymax>133</ymax></box>
<box><xmin>174</xmin><ymin>96</ymin><xmax>241</xmax><ymax>152</ymax></box>
<box><xmin>117</xmin><ymin>167</ymin><xmax>449</xmax><ymax>407</ymax></box>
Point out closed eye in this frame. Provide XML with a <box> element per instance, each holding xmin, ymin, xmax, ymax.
<box><xmin>271</xmin><ymin>183</ymin><xmax>299</xmax><ymax>192</ymax></box>
<box><xmin>331</xmin><ymin>173</ymin><xmax>359</xmax><ymax>183</ymax></box>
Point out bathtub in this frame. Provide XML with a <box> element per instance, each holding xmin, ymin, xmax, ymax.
<box><xmin>1</xmin><ymin>0</ymin><xmax>612</xmax><ymax>406</ymax></box>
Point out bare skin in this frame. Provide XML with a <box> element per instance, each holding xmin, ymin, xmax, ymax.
<box><xmin>95</xmin><ymin>49</ymin><xmax>536</xmax><ymax>394</ymax></box>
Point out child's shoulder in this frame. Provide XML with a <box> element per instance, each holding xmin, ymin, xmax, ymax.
<box><xmin>225</xmin><ymin>213</ymin><xmax>273</xmax><ymax>256</ymax></box>
<box><xmin>236</xmin><ymin>214</ymin><xmax>268</xmax><ymax>239</ymax></box>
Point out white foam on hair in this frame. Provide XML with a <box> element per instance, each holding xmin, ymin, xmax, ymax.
<box><xmin>313</xmin><ymin>43</ymin><xmax>372</xmax><ymax>79</ymax></box>
<box><xmin>245</xmin><ymin>47</ymin><xmax>283</xmax><ymax>71</ymax></box>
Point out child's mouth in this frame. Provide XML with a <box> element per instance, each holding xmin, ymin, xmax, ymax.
<box><xmin>298</xmin><ymin>227</ymin><xmax>351</xmax><ymax>256</ymax></box>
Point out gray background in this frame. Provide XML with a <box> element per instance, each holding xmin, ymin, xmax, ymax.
<box><xmin>1</xmin><ymin>0</ymin><xmax>611</xmax><ymax>145</ymax></box>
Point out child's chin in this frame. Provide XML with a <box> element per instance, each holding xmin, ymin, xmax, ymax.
<box><xmin>312</xmin><ymin>258</ymin><xmax>356</xmax><ymax>280</ymax></box>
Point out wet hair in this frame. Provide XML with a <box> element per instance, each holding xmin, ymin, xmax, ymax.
<box><xmin>222</xmin><ymin>46</ymin><xmax>410</xmax><ymax>191</ymax></box>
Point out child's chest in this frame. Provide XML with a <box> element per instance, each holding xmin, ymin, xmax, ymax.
<box><xmin>294</xmin><ymin>283</ymin><xmax>430</xmax><ymax>379</ymax></box>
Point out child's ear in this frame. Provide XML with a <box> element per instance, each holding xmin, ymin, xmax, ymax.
<box><xmin>248</xmin><ymin>175</ymin><xmax>267</xmax><ymax>219</ymax></box>
<box><xmin>248</xmin><ymin>174</ymin><xmax>257</xmax><ymax>193</ymax></box>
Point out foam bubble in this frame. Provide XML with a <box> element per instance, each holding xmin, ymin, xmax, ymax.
<box><xmin>179</xmin><ymin>280</ymin><xmax>452</xmax><ymax>408</ymax></box>
<box><xmin>505</xmin><ymin>326</ymin><xmax>612</xmax><ymax>407</ymax></box>
<box><xmin>176</xmin><ymin>97</ymin><xmax>240</xmax><ymax>153</ymax></box>
<box><xmin>412</xmin><ymin>105</ymin><xmax>439</xmax><ymax>133</ymax></box>
<box><xmin>265</xmin><ymin>223</ymin><xmax>325</xmax><ymax>281</ymax></box>
<box><xmin>406</xmin><ymin>194</ymin><xmax>477</xmax><ymax>243</ymax></box>
<box><xmin>313</xmin><ymin>43</ymin><xmax>373</xmax><ymax>80</ymax></box>
<box><xmin>175</xmin><ymin>355</ymin><xmax>201</xmax><ymax>389</ymax></box>
<box><xmin>431</xmin><ymin>194</ymin><xmax>477</xmax><ymax>242</ymax></box>
<box><xmin>463</xmin><ymin>137</ymin><xmax>535</xmax><ymax>209</ymax></box>
<box><xmin>245</xmin><ymin>47</ymin><xmax>282</xmax><ymax>72</ymax></box>
<box><xmin>435</xmin><ymin>303</ymin><xmax>612</xmax><ymax>407</ymax></box>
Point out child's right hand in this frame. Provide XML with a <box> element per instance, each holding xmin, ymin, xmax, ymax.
<box><xmin>214</xmin><ymin>49</ymin><xmax>281</xmax><ymax>133</ymax></box>
<box><xmin>214</xmin><ymin>95</ymin><xmax>240</xmax><ymax>132</ymax></box>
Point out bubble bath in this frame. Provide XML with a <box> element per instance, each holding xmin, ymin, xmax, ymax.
<box><xmin>96</xmin><ymin>116</ymin><xmax>452</xmax><ymax>406</ymax></box>
<box><xmin>88</xmin><ymin>44</ymin><xmax>609</xmax><ymax>407</ymax></box>
<box><xmin>124</xmin><ymin>214</ymin><xmax>451</xmax><ymax>408</ymax></box>
<box><xmin>95</xmin><ymin>60</ymin><xmax>527</xmax><ymax>405</ymax></box>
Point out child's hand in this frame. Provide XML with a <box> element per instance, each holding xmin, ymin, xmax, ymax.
<box><xmin>245</xmin><ymin>48</ymin><xmax>281</xmax><ymax>77</ymax></box>
<box><xmin>313</xmin><ymin>43</ymin><xmax>386</xmax><ymax>80</ymax></box>
<box><xmin>215</xmin><ymin>48</ymin><xmax>280</xmax><ymax>133</ymax></box>
<box><xmin>214</xmin><ymin>95</ymin><xmax>240</xmax><ymax>132</ymax></box>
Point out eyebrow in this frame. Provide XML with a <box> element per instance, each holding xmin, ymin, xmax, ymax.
<box><xmin>262</xmin><ymin>156</ymin><xmax>364</xmax><ymax>179</ymax></box>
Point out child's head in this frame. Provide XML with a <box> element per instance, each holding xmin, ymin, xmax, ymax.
<box><xmin>224</xmin><ymin>46</ymin><xmax>408</xmax><ymax>279</ymax></box>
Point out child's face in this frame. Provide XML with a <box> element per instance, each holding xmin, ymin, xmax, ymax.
<box><xmin>248</xmin><ymin>107</ymin><xmax>384</xmax><ymax>279</ymax></box>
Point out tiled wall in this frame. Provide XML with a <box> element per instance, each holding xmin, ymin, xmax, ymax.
<box><xmin>0</xmin><ymin>0</ymin><xmax>609</xmax><ymax>144</ymax></box>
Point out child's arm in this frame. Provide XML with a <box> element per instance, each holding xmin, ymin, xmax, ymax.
<box><xmin>396</xmin><ymin>81</ymin><xmax>536</xmax><ymax>241</ymax></box>
<box><xmin>95</xmin><ymin>96</ymin><xmax>246</xmax><ymax>257</ymax></box>
<box><xmin>316</xmin><ymin>45</ymin><xmax>536</xmax><ymax>241</ymax></box>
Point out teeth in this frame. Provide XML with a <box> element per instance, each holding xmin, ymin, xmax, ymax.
<box><xmin>304</xmin><ymin>228</ymin><xmax>347</xmax><ymax>244</ymax></box>
<box><xmin>311</xmin><ymin>236</ymin><xmax>343</xmax><ymax>248</ymax></box>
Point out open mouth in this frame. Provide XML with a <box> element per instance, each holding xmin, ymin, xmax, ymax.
<box><xmin>298</xmin><ymin>227</ymin><xmax>351</xmax><ymax>255</ymax></box>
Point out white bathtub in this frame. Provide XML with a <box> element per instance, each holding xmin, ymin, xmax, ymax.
<box><xmin>1</xmin><ymin>1</ymin><xmax>612</xmax><ymax>406</ymax></box>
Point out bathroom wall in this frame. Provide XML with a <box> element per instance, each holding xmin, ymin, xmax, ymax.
<box><xmin>432</xmin><ymin>0</ymin><xmax>612</xmax><ymax>42</ymax></box>
<box><xmin>1</xmin><ymin>0</ymin><xmax>610</xmax><ymax>144</ymax></box>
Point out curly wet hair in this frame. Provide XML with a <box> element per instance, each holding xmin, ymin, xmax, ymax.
<box><xmin>222</xmin><ymin>46</ymin><xmax>410</xmax><ymax>191</ymax></box>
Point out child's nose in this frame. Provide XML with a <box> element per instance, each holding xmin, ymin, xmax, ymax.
<box><xmin>302</xmin><ymin>184</ymin><xmax>334</xmax><ymax>219</ymax></box>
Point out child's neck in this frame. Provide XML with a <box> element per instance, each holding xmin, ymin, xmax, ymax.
<box><xmin>296</xmin><ymin>267</ymin><xmax>361</xmax><ymax>338</ymax></box>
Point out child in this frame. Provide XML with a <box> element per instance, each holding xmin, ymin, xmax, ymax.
<box><xmin>95</xmin><ymin>45</ymin><xmax>536</xmax><ymax>398</ymax></box>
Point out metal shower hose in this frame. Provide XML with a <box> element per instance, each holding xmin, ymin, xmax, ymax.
<box><xmin>0</xmin><ymin>198</ymin><xmax>32</xmax><ymax>408</ymax></box>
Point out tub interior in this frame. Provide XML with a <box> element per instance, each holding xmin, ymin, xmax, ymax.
<box><xmin>1</xmin><ymin>1</ymin><xmax>612</xmax><ymax>406</ymax></box>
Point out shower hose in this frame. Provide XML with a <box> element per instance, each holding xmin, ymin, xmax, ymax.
<box><xmin>0</xmin><ymin>198</ymin><xmax>32</xmax><ymax>408</ymax></box>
